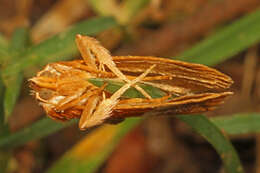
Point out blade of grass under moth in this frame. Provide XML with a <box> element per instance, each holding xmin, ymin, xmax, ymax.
<box><xmin>46</xmin><ymin>118</ymin><xmax>140</xmax><ymax>173</ymax></box>
<box><xmin>0</xmin><ymin>118</ymin><xmax>77</xmax><ymax>149</ymax></box>
<box><xmin>211</xmin><ymin>113</ymin><xmax>260</xmax><ymax>135</ymax></box>
<box><xmin>3</xmin><ymin>28</ymin><xmax>29</xmax><ymax>122</ymax></box>
<box><xmin>1</xmin><ymin>17</ymin><xmax>117</xmax><ymax>78</ymax></box>
<box><xmin>178</xmin><ymin>8</ymin><xmax>260</xmax><ymax>66</ymax></box>
<box><xmin>178</xmin><ymin>114</ymin><xmax>244</xmax><ymax>173</ymax></box>
<box><xmin>88</xmin><ymin>78</ymin><xmax>166</xmax><ymax>98</ymax></box>
<box><xmin>9</xmin><ymin>28</ymin><xmax>29</xmax><ymax>54</ymax></box>
<box><xmin>3</xmin><ymin>75</ymin><xmax>23</xmax><ymax>122</ymax></box>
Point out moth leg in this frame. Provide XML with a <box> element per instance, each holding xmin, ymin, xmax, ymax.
<box><xmin>75</xmin><ymin>34</ymin><xmax>152</xmax><ymax>99</ymax></box>
<box><xmin>29</xmin><ymin>76</ymin><xmax>56</xmax><ymax>90</ymax></box>
<box><xmin>79</xmin><ymin>65</ymin><xmax>156</xmax><ymax>130</ymax></box>
<box><xmin>56</xmin><ymin>90</ymin><xmax>94</xmax><ymax>111</ymax></box>
<box><xmin>56</xmin><ymin>82</ymin><xmax>107</xmax><ymax>111</ymax></box>
<box><xmin>99</xmin><ymin>62</ymin><xmax>106</xmax><ymax>72</ymax></box>
<box><xmin>78</xmin><ymin>84</ymin><xmax>108</xmax><ymax>130</ymax></box>
<box><xmin>79</xmin><ymin>95</ymin><xmax>101</xmax><ymax>130</ymax></box>
<box><xmin>42</xmin><ymin>104</ymin><xmax>67</xmax><ymax>121</ymax></box>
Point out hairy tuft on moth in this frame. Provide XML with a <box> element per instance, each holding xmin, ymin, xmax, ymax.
<box><xmin>29</xmin><ymin>34</ymin><xmax>234</xmax><ymax>130</ymax></box>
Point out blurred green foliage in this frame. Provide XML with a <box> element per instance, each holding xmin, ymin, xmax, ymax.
<box><xmin>3</xmin><ymin>28</ymin><xmax>29</xmax><ymax>122</ymax></box>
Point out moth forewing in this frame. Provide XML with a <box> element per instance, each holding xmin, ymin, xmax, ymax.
<box><xmin>78</xmin><ymin>65</ymin><xmax>156</xmax><ymax>130</ymax></box>
<box><xmin>113</xmin><ymin>56</ymin><xmax>233</xmax><ymax>94</ymax></box>
<box><xmin>110</xmin><ymin>92</ymin><xmax>233</xmax><ymax>119</ymax></box>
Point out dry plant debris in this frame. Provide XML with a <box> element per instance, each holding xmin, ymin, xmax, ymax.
<box><xmin>29</xmin><ymin>35</ymin><xmax>233</xmax><ymax>130</ymax></box>
<box><xmin>31</xmin><ymin>0</ymin><xmax>90</xmax><ymax>43</ymax></box>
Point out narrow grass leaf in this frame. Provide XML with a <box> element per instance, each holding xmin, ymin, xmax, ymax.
<box><xmin>3</xmin><ymin>28</ymin><xmax>29</xmax><ymax>122</ymax></box>
<box><xmin>3</xmin><ymin>75</ymin><xmax>23</xmax><ymax>121</ymax></box>
<box><xmin>0</xmin><ymin>118</ymin><xmax>76</xmax><ymax>149</ymax></box>
<box><xmin>9</xmin><ymin>28</ymin><xmax>29</xmax><ymax>55</ymax></box>
<box><xmin>211</xmin><ymin>113</ymin><xmax>260</xmax><ymax>135</ymax></box>
<box><xmin>178</xmin><ymin>8</ymin><xmax>260</xmax><ymax>66</ymax></box>
<box><xmin>88</xmin><ymin>78</ymin><xmax>166</xmax><ymax>98</ymax></box>
<box><xmin>178</xmin><ymin>114</ymin><xmax>244</xmax><ymax>173</ymax></box>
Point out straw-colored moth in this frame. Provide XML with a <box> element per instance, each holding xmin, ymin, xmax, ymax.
<box><xmin>30</xmin><ymin>35</ymin><xmax>233</xmax><ymax>130</ymax></box>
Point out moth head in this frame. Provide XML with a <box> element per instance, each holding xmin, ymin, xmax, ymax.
<box><xmin>29</xmin><ymin>62</ymin><xmax>98</xmax><ymax>122</ymax></box>
<box><xmin>29</xmin><ymin>64</ymin><xmax>59</xmax><ymax>103</ymax></box>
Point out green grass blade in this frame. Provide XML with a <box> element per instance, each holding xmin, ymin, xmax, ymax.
<box><xmin>88</xmin><ymin>78</ymin><xmax>166</xmax><ymax>98</ymax></box>
<box><xmin>9</xmin><ymin>28</ymin><xmax>29</xmax><ymax>54</ymax></box>
<box><xmin>1</xmin><ymin>17</ymin><xmax>117</xmax><ymax>78</ymax></box>
<box><xmin>178</xmin><ymin>8</ymin><xmax>260</xmax><ymax>66</ymax></box>
<box><xmin>3</xmin><ymin>74</ymin><xmax>23</xmax><ymax>122</ymax></box>
<box><xmin>0</xmin><ymin>118</ymin><xmax>76</xmax><ymax>149</ymax></box>
<box><xmin>3</xmin><ymin>28</ymin><xmax>29</xmax><ymax>122</ymax></box>
<box><xmin>178</xmin><ymin>115</ymin><xmax>244</xmax><ymax>173</ymax></box>
<box><xmin>211</xmin><ymin>113</ymin><xmax>260</xmax><ymax>135</ymax></box>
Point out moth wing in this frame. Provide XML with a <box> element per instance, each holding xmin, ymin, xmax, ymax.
<box><xmin>111</xmin><ymin>92</ymin><xmax>233</xmax><ymax>119</ymax></box>
<box><xmin>113</xmin><ymin>56</ymin><xmax>233</xmax><ymax>93</ymax></box>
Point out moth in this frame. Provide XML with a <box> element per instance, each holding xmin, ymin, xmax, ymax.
<box><xmin>29</xmin><ymin>34</ymin><xmax>233</xmax><ymax>130</ymax></box>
